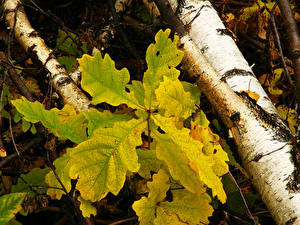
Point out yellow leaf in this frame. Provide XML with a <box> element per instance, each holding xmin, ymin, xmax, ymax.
<box><xmin>277</xmin><ymin>105</ymin><xmax>297</xmax><ymax>135</ymax></box>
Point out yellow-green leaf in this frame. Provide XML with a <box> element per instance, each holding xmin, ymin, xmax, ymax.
<box><xmin>154</xmin><ymin>208</ymin><xmax>186</xmax><ymax>225</ymax></box>
<box><xmin>69</xmin><ymin>119</ymin><xmax>146</xmax><ymax>201</ymax></box>
<box><xmin>160</xmin><ymin>190</ymin><xmax>213</xmax><ymax>224</ymax></box>
<box><xmin>45</xmin><ymin>151</ymin><xmax>72</xmax><ymax>200</ymax></box>
<box><xmin>277</xmin><ymin>105</ymin><xmax>297</xmax><ymax>135</ymax></box>
<box><xmin>143</xmin><ymin>29</ymin><xmax>184</xmax><ymax>108</ymax></box>
<box><xmin>126</xmin><ymin>80</ymin><xmax>146</xmax><ymax>108</ymax></box>
<box><xmin>0</xmin><ymin>193</ymin><xmax>26</xmax><ymax>225</ymax></box>
<box><xmin>155</xmin><ymin>76</ymin><xmax>196</xmax><ymax>118</ymax></box>
<box><xmin>78</xmin><ymin>51</ymin><xmax>136</xmax><ymax>107</ymax></box>
<box><xmin>12</xmin><ymin>168</ymin><xmax>50</xmax><ymax>196</ymax></box>
<box><xmin>181</xmin><ymin>81</ymin><xmax>201</xmax><ymax>106</ymax></box>
<box><xmin>132</xmin><ymin>170</ymin><xmax>170</xmax><ymax>225</ymax></box>
<box><xmin>160</xmin><ymin>190</ymin><xmax>214</xmax><ymax>225</ymax></box>
<box><xmin>153</xmin><ymin>131</ymin><xmax>205</xmax><ymax>194</ymax></box>
<box><xmin>154</xmin><ymin>115</ymin><xmax>227</xmax><ymax>203</ymax></box>
<box><xmin>268</xmin><ymin>68</ymin><xmax>283</xmax><ymax>95</ymax></box>
<box><xmin>137</xmin><ymin>148</ymin><xmax>161</xmax><ymax>179</ymax></box>
<box><xmin>83</xmin><ymin>108</ymin><xmax>132</xmax><ymax>136</ymax></box>
<box><xmin>11</xmin><ymin>97</ymin><xmax>88</xmax><ymax>144</ymax></box>
<box><xmin>78</xmin><ymin>196</ymin><xmax>97</xmax><ymax>218</ymax></box>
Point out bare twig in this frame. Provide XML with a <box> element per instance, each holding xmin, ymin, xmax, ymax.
<box><xmin>0</xmin><ymin>51</ymin><xmax>35</xmax><ymax>102</ymax></box>
<box><xmin>8</xmin><ymin>114</ymin><xmax>21</xmax><ymax>157</ymax></box>
<box><xmin>266</xmin><ymin>3</ymin><xmax>295</xmax><ymax>92</ymax></box>
<box><xmin>277</xmin><ymin>0</ymin><xmax>300</xmax><ymax>105</ymax></box>
<box><xmin>0</xmin><ymin>135</ymin><xmax>43</xmax><ymax>169</ymax></box>
<box><xmin>109</xmin><ymin>216</ymin><xmax>138</xmax><ymax>225</ymax></box>
<box><xmin>228</xmin><ymin>171</ymin><xmax>259</xmax><ymax>225</ymax></box>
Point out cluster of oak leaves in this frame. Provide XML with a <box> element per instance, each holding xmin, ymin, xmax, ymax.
<box><xmin>4</xmin><ymin>29</ymin><xmax>228</xmax><ymax>224</ymax></box>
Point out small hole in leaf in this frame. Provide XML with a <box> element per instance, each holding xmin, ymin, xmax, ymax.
<box><xmin>213</xmin><ymin>149</ymin><xmax>217</xmax><ymax>154</ymax></box>
<box><xmin>156</xmin><ymin>51</ymin><xmax>160</xmax><ymax>56</ymax></box>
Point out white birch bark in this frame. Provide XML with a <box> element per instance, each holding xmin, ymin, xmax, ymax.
<box><xmin>3</xmin><ymin>0</ymin><xmax>90</xmax><ymax>112</ymax></box>
<box><xmin>161</xmin><ymin>0</ymin><xmax>300</xmax><ymax>224</ymax></box>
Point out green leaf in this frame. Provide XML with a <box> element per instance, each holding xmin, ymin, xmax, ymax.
<box><xmin>143</xmin><ymin>29</ymin><xmax>184</xmax><ymax>108</ymax></box>
<box><xmin>57</xmin><ymin>56</ymin><xmax>77</xmax><ymax>73</ymax></box>
<box><xmin>181</xmin><ymin>81</ymin><xmax>201</xmax><ymax>106</ymax></box>
<box><xmin>57</xmin><ymin>30</ymin><xmax>80</xmax><ymax>56</ymax></box>
<box><xmin>69</xmin><ymin>119</ymin><xmax>146</xmax><ymax>201</ymax></box>
<box><xmin>126</xmin><ymin>80</ymin><xmax>145</xmax><ymax>107</ymax></box>
<box><xmin>45</xmin><ymin>151</ymin><xmax>72</xmax><ymax>200</ymax></box>
<box><xmin>83</xmin><ymin>108</ymin><xmax>132</xmax><ymax>136</ymax></box>
<box><xmin>160</xmin><ymin>190</ymin><xmax>213</xmax><ymax>225</ymax></box>
<box><xmin>13</xmin><ymin>111</ymin><xmax>21</xmax><ymax>123</ymax></box>
<box><xmin>12</xmin><ymin>168</ymin><xmax>51</xmax><ymax>195</ymax></box>
<box><xmin>30</xmin><ymin>125</ymin><xmax>36</xmax><ymax>134</ymax></box>
<box><xmin>21</xmin><ymin>119</ymin><xmax>30</xmax><ymax>133</ymax></box>
<box><xmin>155</xmin><ymin>76</ymin><xmax>196</xmax><ymax>118</ymax></box>
<box><xmin>0</xmin><ymin>193</ymin><xmax>26</xmax><ymax>225</ymax></box>
<box><xmin>11</xmin><ymin>97</ymin><xmax>88</xmax><ymax>144</ymax></box>
<box><xmin>137</xmin><ymin>148</ymin><xmax>161</xmax><ymax>179</ymax></box>
<box><xmin>78</xmin><ymin>51</ymin><xmax>137</xmax><ymax>107</ymax></box>
<box><xmin>132</xmin><ymin>170</ymin><xmax>170</xmax><ymax>225</ymax></box>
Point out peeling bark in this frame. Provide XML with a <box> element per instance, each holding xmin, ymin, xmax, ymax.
<box><xmin>153</xmin><ymin>0</ymin><xmax>300</xmax><ymax>224</ymax></box>
<box><xmin>3</xmin><ymin>0</ymin><xmax>90</xmax><ymax>112</ymax></box>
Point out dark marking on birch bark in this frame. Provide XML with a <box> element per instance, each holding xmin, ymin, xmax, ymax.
<box><xmin>216</xmin><ymin>28</ymin><xmax>237</xmax><ymax>41</ymax></box>
<box><xmin>285</xmin><ymin>217</ymin><xmax>298</xmax><ymax>225</ymax></box>
<box><xmin>183</xmin><ymin>3</ymin><xmax>211</xmax><ymax>28</ymax></box>
<box><xmin>221</xmin><ymin>69</ymin><xmax>255</xmax><ymax>82</ymax></box>
<box><xmin>56</xmin><ymin>76</ymin><xmax>72</xmax><ymax>87</ymax></box>
<box><xmin>287</xmin><ymin>142</ymin><xmax>300</xmax><ymax>191</ymax></box>
<box><xmin>28</xmin><ymin>31</ymin><xmax>39</xmax><ymax>37</ymax></box>
<box><xmin>200</xmin><ymin>45</ymin><xmax>208</xmax><ymax>53</ymax></box>
<box><xmin>230</xmin><ymin>111</ymin><xmax>240</xmax><ymax>123</ymax></box>
<box><xmin>237</xmin><ymin>91</ymin><xmax>293</xmax><ymax>142</ymax></box>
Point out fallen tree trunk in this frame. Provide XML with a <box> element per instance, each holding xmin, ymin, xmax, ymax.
<box><xmin>153</xmin><ymin>0</ymin><xmax>300</xmax><ymax>224</ymax></box>
<box><xmin>3</xmin><ymin>0</ymin><xmax>90</xmax><ymax>112</ymax></box>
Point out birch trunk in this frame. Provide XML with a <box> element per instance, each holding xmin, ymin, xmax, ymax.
<box><xmin>153</xmin><ymin>0</ymin><xmax>300</xmax><ymax>224</ymax></box>
<box><xmin>3</xmin><ymin>0</ymin><xmax>90</xmax><ymax>112</ymax></box>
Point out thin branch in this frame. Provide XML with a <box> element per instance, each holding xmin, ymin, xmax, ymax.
<box><xmin>228</xmin><ymin>171</ymin><xmax>259</xmax><ymax>225</ymax></box>
<box><xmin>0</xmin><ymin>135</ymin><xmax>43</xmax><ymax>168</ymax></box>
<box><xmin>277</xmin><ymin>0</ymin><xmax>300</xmax><ymax>105</ymax></box>
<box><xmin>265</xmin><ymin>3</ymin><xmax>295</xmax><ymax>92</ymax></box>
<box><xmin>0</xmin><ymin>51</ymin><xmax>35</xmax><ymax>102</ymax></box>
<box><xmin>8</xmin><ymin>114</ymin><xmax>21</xmax><ymax>157</ymax></box>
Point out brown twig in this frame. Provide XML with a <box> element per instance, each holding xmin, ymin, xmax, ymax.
<box><xmin>108</xmin><ymin>216</ymin><xmax>138</xmax><ymax>225</ymax></box>
<box><xmin>277</xmin><ymin>0</ymin><xmax>300</xmax><ymax>105</ymax></box>
<box><xmin>265</xmin><ymin>3</ymin><xmax>295</xmax><ymax>93</ymax></box>
<box><xmin>228</xmin><ymin>171</ymin><xmax>259</xmax><ymax>225</ymax></box>
<box><xmin>0</xmin><ymin>51</ymin><xmax>35</xmax><ymax>102</ymax></box>
<box><xmin>152</xmin><ymin>0</ymin><xmax>186</xmax><ymax>37</ymax></box>
<box><xmin>0</xmin><ymin>71</ymin><xmax>7</xmax><ymax>157</ymax></box>
<box><xmin>0</xmin><ymin>135</ymin><xmax>43</xmax><ymax>169</ymax></box>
